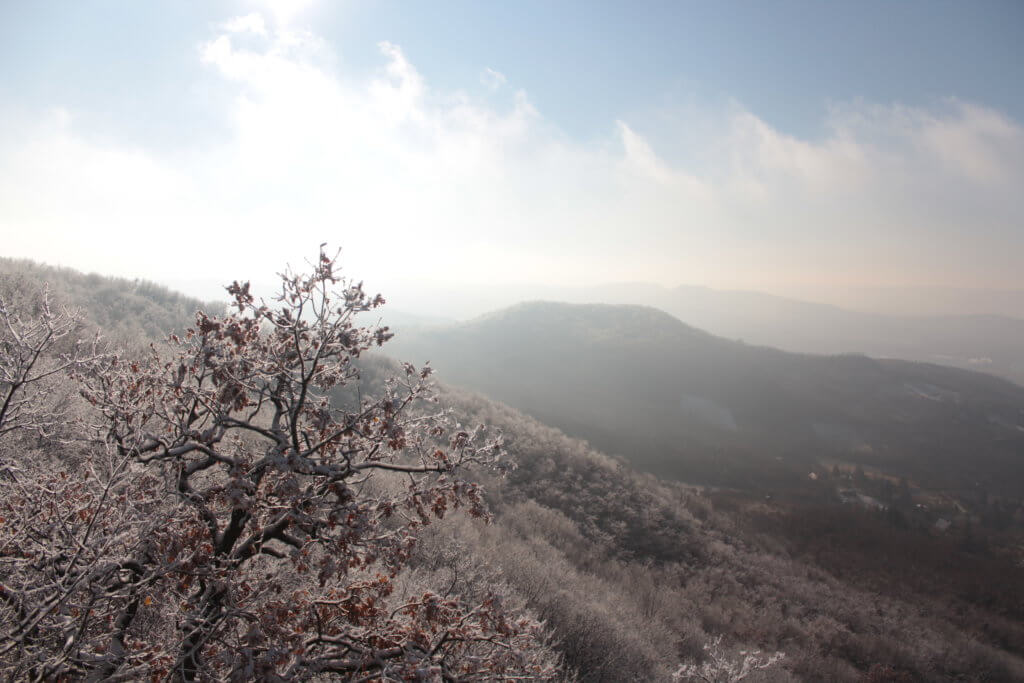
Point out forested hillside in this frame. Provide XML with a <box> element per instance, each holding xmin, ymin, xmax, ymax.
<box><xmin>0</xmin><ymin>258</ymin><xmax>223</xmax><ymax>342</ymax></box>
<box><xmin>389</xmin><ymin>301</ymin><xmax>1024</xmax><ymax>499</ymax></box>
<box><xmin>1</xmin><ymin>259</ymin><xmax>568</xmax><ymax>680</ymax></box>
<box><xmin>3</xmin><ymin>261</ymin><xmax>1024</xmax><ymax>681</ymax></box>
<box><xmin>358</xmin><ymin>355</ymin><xmax>1024</xmax><ymax>681</ymax></box>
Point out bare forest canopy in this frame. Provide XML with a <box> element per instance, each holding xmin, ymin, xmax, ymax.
<box><xmin>0</xmin><ymin>257</ymin><xmax>225</xmax><ymax>343</ymax></box>
<box><xmin>3</xmin><ymin>258</ymin><xmax>1024</xmax><ymax>682</ymax></box>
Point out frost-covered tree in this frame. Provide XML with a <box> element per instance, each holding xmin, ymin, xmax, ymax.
<box><xmin>673</xmin><ymin>635</ymin><xmax>785</xmax><ymax>683</ymax></box>
<box><xmin>0</xmin><ymin>282</ymin><xmax>101</xmax><ymax>440</ymax></box>
<box><xmin>0</xmin><ymin>250</ymin><xmax>556</xmax><ymax>681</ymax></box>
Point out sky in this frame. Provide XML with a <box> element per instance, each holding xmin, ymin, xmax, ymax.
<box><xmin>1</xmin><ymin>1</ymin><xmax>1022</xmax><ymax>313</ymax></box>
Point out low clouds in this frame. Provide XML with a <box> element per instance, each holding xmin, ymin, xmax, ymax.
<box><xmin>1</xmin><ymin>14</ymin><xmax>1022</xmax><ymax>297</ymax></box>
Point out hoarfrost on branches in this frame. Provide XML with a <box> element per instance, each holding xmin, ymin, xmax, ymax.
<box><xmin>0</xmin><ymin>248</ymin><xmax>557</xmax><ymax>681</ymax></box>
<box><xmin>672</xmin><ymin>635</ymin><xmax>785</xmax><ymax>682</ymax></box>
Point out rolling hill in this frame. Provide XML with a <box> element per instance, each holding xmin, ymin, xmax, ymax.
<box><xmin>383</xmin><ymin>280</ymin><xmax>1024</xmax><ymax>386</ymax></box>
<box><xmin>606</xmin><ymin>283</ymin><xmax>1024</xmax><ymax>387</ymax></box>
<box><xmin>388</xmin><ymin>301</ymin><xmax>1024</xmax><ymax>497</ymax></box>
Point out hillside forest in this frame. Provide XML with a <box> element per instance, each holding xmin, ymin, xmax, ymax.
<box><xmin>2</xmin><ymin>255</ymin><xmax>1024</xmax><ymax>681</ymax></box>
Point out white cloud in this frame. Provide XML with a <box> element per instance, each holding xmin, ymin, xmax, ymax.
<box><xmin>257</xmin><ymin>0</ymin><xmax>318</xmax><ymax>28</ymax></box>
<box><xmin>481</xmin><ymin>67</ymin><xmax>507</xmax><ymax>91</ymax></box>
<box><xmin>1</xmin><ymin>14</ymin><xmax>1022</xmax><ymax>299</ymax></box>
<box><xmin>224</xmin><ymin>13</ymin><xmax>267</xmax><ymax>36</ymax></box>
<box><xmin>917</xmin><ymin>101</ymin><xmax>1023</xmax><ymax>184</ymax></box>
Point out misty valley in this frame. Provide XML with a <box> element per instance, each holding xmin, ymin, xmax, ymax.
<box><xmin>2</xmin><ymin>256</ymin><xmax>1023</xmax><ymax>681</ymax></box>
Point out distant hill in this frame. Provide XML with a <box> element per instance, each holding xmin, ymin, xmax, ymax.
<box><xmin>388</xmin><ymin>301</ymin><xmax>1024</xmax><ymax>497</ymax></box>
<box><xmin>381</xmin><ymin>280</ymin><xmax>1024</xmax><ymax>386</ymax></box>
<box><xmin>605</xmin><ymin>283</ymin><xmax>1024</xmax><ymax>387</ymax></box>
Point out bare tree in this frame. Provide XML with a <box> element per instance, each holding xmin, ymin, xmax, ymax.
<box><xmin>673</xmin><ymin>635</ymin><xmax>785</xmax><ymax>683</ymax></box>
<box><xmin>0</xmin><ymin>250</ymin><xmax>556</xmax><ymax>681</ymax></box>
<box><xmin>0</xmin><ymin>283</ymin><xmax>100</xmax><ymax>440</ymax></box>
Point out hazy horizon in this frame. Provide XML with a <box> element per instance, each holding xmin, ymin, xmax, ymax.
<box><xmin>153</xmin><ymin>272</ymin><xmax>1024</xmax><ymax>321</ymax></box>
<box><xmin>9</xmin><ymin>258</ymin><xmax>1024</xmax><ymax>321</ymax></box>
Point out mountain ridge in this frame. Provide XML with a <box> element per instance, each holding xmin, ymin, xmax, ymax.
<box><xmin>389</xmin><ymin>300</ymin><xmax>1024</xmax><ymax>497</ymax></box>
<box><xmin>381</xmin><ymin>280</ymin><xmax>1024</xmax><ymax>385</ymax></box>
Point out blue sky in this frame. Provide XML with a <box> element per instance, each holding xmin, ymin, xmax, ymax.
<box><xmin>1</xmin><ymin>1</ymin><xmax>1022</xmax><ymax>308</ymax></box>
<box><xmin>4</xmin><ymin>2</ymin><xmax>1021</xmax><ymax>143</ymax></box>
